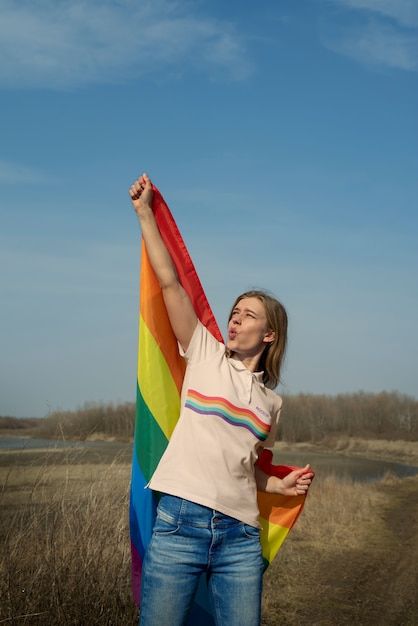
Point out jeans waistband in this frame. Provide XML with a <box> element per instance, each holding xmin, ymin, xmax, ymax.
<box><xmin>157</xmin><ymin>494</ymin><xmax>243</xmax><ymax>529</ymax></box>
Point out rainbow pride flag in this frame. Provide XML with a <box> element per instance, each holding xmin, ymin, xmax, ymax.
<box><xmin>129</xmin><ymin>185</ymin><xmax>310</xmax><ymax>622</ymax></box>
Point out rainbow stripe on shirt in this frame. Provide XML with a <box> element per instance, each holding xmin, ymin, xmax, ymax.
<box><xmin>185</xmin><ymin>389</ymin><xmax>271</xmax><ymax>441</ymax></box>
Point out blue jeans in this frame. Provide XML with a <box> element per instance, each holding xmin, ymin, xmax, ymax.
<box><xmin>139</xmin><ymin>494</ymin><xmax>264</xmax><ymax>626</ymax></box>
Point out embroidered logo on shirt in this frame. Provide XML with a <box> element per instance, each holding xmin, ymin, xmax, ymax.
<box><xmin>255</xmin><ymin>406</ymin><xmax>270</xmax><ymax>419</ymax></box>
<box><xmin>185</xmin><ymin>389</ymin><xmax>271</xmax><ymax>441</ymax></box>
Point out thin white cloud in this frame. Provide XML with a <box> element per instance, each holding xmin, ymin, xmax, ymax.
<box><xmin>0</xmin><ymin>0</ymin><xmax>252</xmax><ymax>89</ymax></box>
<box><xmin>321</xmin><ymin>1</ymin><xmax>418</xmax><ymax>71</ymax></box>
<box><xmin>322</xmin><ymin>19</ymin><xmax>418</xmax><ymax>71</ymax></box>
<box><xmin>336</xmin><ymin>0</ymin><xmax>418</xmax><ymax>27</ymax></box>
<box><xmin>0</xmin><ymin>159</ymin><xmax>51</xmax><ymax>184</ymax></box>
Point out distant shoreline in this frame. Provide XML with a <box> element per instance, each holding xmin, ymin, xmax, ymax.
<box><xmin>1</xmin><ymin>430</ymin><xmax>417</xmax><ymax>467</ymax></box>
<box><xmin>276</xmin><ymin>438</ymin><xmax>418</xmax><ymax>466</ymax></box>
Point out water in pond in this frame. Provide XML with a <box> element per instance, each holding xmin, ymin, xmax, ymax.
<box><xmin>0</xmin><ymin>435</ymin><xmax>112</xmax><ymax>450</ymax></box>
<box><xmin>274</xmin><ymin>450</ymin><xmax>418</xmax><ymax>483</ymax></box>
<box><xmin>0</xmin><ymin>435</ymin><xmax>132</xmax><ymax>466</ymax></box>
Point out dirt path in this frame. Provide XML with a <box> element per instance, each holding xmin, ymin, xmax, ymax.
<box><xmin>263</xmin><ymin>475</ymin><xmax>418</xmax><ymax>626</ymax></box>
<box><xmin>344</xmin><ymin>476</ymin><xmax>418</xmax><ymax>625</ymax></box>
<box><xmin>317</xmin><ymin>476</ymin><xmax>418</xmax><ymax>625</ymax></box>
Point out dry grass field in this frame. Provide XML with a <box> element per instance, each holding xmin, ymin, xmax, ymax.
<box><xmin>0</xmin><ymin>448</ymin><xmax>137</xmax><ymax>625</ymax></box>
<box><xmin>1</xmin><ymin>445</ymin><xmax>418</xmax><ymax>625</ymax></box>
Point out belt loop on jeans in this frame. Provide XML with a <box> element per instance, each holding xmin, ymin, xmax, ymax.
<box><xmin>177</xmin><ymin>497</ymin><xmax>187</xmax><ymax>524</ymax></box>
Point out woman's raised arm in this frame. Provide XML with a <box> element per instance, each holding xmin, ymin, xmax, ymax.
<box><xmin>129</xmin><ymin>173</ymin><xmax>198</xmax><ymax>352</ymax></box>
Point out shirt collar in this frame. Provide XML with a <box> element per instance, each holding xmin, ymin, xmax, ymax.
<box><xmin>227</xmin><ymin>356</ymin><xmax>265</xmax><ymax>385</ymax></box>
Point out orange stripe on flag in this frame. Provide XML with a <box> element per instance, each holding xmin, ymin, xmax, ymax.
<box><xmin>140</xmin><ymin>243</ymin><xmax>185</xmax><ymax>393</ymax></box>
<box><xmin>258</xmin><ymin>492</ymin><xmax>305</xmax><ymax>528</ymax></box>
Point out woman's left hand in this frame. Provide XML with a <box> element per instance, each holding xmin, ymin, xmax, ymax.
<box><xmin>280</xmin><ymin>464</ymin><xmax>313</xmax><ymax>496</ymax></box>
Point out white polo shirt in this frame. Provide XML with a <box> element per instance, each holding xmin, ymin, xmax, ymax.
<box><xmin>148</xmin><ymin>320</ymin><xmax>283</xmax><ymax>527</ymax></box>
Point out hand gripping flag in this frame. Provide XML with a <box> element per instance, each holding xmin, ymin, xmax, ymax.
<box><xmin>129</xmin><ymin>185</ymin><xmax>312</xmax><ymax>623</ymax></box>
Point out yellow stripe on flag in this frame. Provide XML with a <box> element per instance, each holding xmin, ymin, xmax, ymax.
<box><xmin>260</xmin><ymin>517</ymin><xmax>290</xmax><ymax>563</ymax></box>
<box><xmin>138</xmin><ymin>317</ymin><xmax>180</xmax><ymax>440</ymax></box>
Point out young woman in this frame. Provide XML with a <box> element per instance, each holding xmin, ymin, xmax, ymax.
<box><xmin>129</xmin><ymin>173</ymin><xmax>313</xmax><ymax>626</ymax></box>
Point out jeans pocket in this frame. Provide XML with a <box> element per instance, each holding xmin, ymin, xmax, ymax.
<box><xmin>241</xmin><ymin>523</ymin><xmax>260</xmax><ymax>539</ymax></box>
<box><xmin>153</xmin><ymin>510</ymin><xmax>180</xmax><ymax>536</ymax></box>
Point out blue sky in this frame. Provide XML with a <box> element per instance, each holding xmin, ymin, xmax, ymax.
<box><xmin>1</xmin><ymin>0</ymin><xmax>417</xmax><ymax>417</ymax></box>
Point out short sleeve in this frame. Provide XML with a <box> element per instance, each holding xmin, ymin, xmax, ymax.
<box><xmin>178</xmin><ymin>320</ymin><xmax>223</xmax><ymax>364</ymax></box>
<box><xmin>262</xmin><ymin>398</ymin><xmax>282</xmax><ymax>449</ymax></box>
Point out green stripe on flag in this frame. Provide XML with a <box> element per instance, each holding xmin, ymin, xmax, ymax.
<box><xmin>135</xmin><ymin>383</ymin><xmax>169</xmax><ymax>482</ymax></box>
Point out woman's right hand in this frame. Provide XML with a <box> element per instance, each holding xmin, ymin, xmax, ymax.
<box><xmin>129</xmin><ymin>173</ymin><xmax>153</xmax><ymax>218</ymax></box>
<box><xmin>128</xmin><ymin>170</ymin><xmax>198</xmax><ymax>352</ymax></box>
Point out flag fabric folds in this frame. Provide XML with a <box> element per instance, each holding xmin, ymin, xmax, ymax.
<box><xmin>129</xmin><ymin>185</ymin><xmax>310</xmax><ymax>621</ymax></box>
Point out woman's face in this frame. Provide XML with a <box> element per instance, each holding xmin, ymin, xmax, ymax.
<box><xmin>226</xmin><ymin>297</ymin><xmax>274</xmax><ymax>356</ymax></box>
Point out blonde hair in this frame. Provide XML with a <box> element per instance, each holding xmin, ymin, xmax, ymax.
<box><xmin>227</xmin><ymin>290</ymin><xmax>288</xmax><ymax>389</ymax></box>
